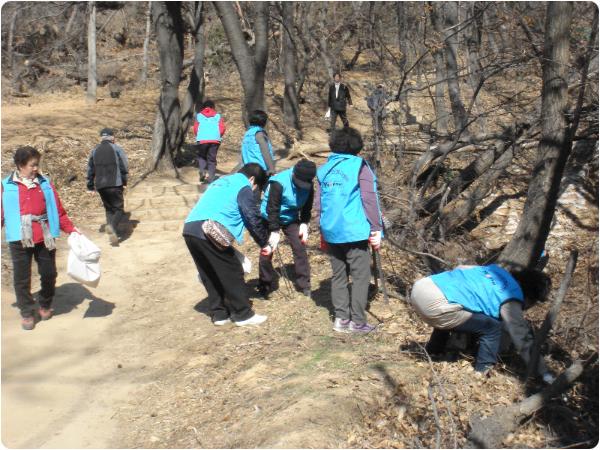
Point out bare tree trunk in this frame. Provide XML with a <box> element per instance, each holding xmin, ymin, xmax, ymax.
<box><xmin>180</xmin><ymin>2</ymin><xmax>207</xmax><ymax>138</ymax></box>
<box><xmin>282</xmin><ymin>2</ymin><xmax>301</xmax><ymax>136</ymax></box>
<box><xmin>150</xmin><ymin>1</ymin><xmax>185</xmax><ymax>172</ymax></box>
<box><xmin>86</xmin><ymin>2</ymin><xmax>97</xmax><ymax>104</ymax></box>
<box><xmin>213</xmin><ymin>1</ymin><xmax>269</xmax><ymax>124</ymax></box>
<box><xmin>7</xmin><ymin>7</ymin><xmax>18</xmax><ymax>73</ymax></box>
<box><xmin>65</xmin><ymin>4</ymin><xmax>78</xmax><ymax>35</ymax></box>
<box><xmin>431</xmin><ymin>48</ymin><xmax>449</xmax><ymax>134</ymax></box>
<box><xmin>141</xmin><ymin>0</ymin><xmax>152</xmax><ymax>84</ymax></box>
<box><xmin>499</xmin><ymin>2</ymin><xmax>574</xmax><ymax>269</ymax></box>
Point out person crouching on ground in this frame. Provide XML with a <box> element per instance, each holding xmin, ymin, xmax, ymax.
<box><xmin>182</xmin><ymin>163</ymin><xmax>272</xmax><ymax>327</ymax></box>
<box><xmin>1</xmin><ymin>146</ymin><xmax>79</xmax><ymax>330</ymax></box>
<box><xmin>241</xmin><ymin>110</ymin><xmax>276</xmax><ymax>178</ymax></box>
<box><xmin>409</xmin><ymin>264</ymin><xmax>556</xmax><ymax>383</ymax></box>
<box><xmin>257</xmin><ymin>159</ymin><xmax>317</xmax><ymax>299</ymax></box>
<box><xmin>315</xmin><ymin>127</ymin><xmax>384</xmax><ymax>333</ymax></box>
<box><xmin>192</xmin><ymin>99</ymin><xmax>226</xmax><ymax>184</ymax></box>
<box><xmin>87</xmin><ymin>128</ymin><xmax>128</xmax><ymax>246</ymax></box>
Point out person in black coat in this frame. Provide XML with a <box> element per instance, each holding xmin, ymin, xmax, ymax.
<box><xmin>327</xmin><ymin>72</ymin><xmax>352</xmax><ymax>131</ymax></box>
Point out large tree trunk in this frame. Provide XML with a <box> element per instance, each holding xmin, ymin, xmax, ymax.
<box><xmin>150</xmin><ymin>1</ymin><xmax>185</xmax><ymax>172</ymax></box>
<box><xmin>179</xmin><ymin>2</ymin><xmax>207</xmax><ymax>140</ymax></box>
<box><xmin>213</xmin><ymin>1</ymin><xmax>269</xmax><ymax>124</ymax></box>
<box><xmin>431</xmin><ymin>49</ymin><xmax>449</xmax><ymax>134</ymax></box>
<box><xmin>141</xmin><ymin>0</ymin><xmax>152</xmax><ymax>84</ymax></box>
<box><xmin>86</xmin><ymin>2</ymin><xmax>97</xmax><ymax>104</ymax></box>
<box><xmin>499</xmin><ymin>3</ymin><xmax>574</xmax><ymax>269</ymax></box>
<box><xmin>282</xmin><ymin>2</ymin><xmax>301</xmax><ymax>136</ymax></box>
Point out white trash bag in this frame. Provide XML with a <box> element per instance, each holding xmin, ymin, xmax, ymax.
<box><xmin>234</xmin><ymin>248</ymin><xmax>252</xmax><ymax>274</ymax></box>
<box><xmin>67</xmin><ymin>232</ymin><xmax>101</xmax><ymax>287</ymax></box>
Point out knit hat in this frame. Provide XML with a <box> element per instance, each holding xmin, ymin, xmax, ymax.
<box><xmin>292</xmin><ymin>159</ymin><xmax>316</xmax><ymax>190</ymax></box>
<box><xmin>100</xmin><ymin>128</ymin><xmax>114</xmax><ymax>139</ymax></box>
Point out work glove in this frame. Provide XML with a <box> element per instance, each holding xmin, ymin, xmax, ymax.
<box><xmin>542</xmin><ymin>372</ymin><xmax>556</xmax><ymax>385</ymax></box>
<box><xmin>368</xmin><ymin>230</ymin><xmax>382</xmax><ymax>251</ymax></box>
<box><xmin>319</xmin><ymin>234</ymin><xmax>329</xmax><ymax>252</ymax></box>
<box><xmin>299</xmin><ymin>223</ymin><xmax>309</xmax><ymax>245</ymax></box>
<box><xmin>260</xmin><ymin>245</ymin><xmax>273</xmax><ymax>256</ymax></box>
<box><xmin>325</xmin><ymin>108</ymin><xmax>331</xmax><ymax>119</ymax></box>
<box><xmin>268</xmin><ymin>232</ymin><xmax>280</xmax><ymax>251</ymax></box>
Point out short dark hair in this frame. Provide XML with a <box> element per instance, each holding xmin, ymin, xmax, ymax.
<box><xmin>249</xmin><ymin>110</ymin><xmax>268</xmax><ymax>127</ymax></box>
<box><xmin>510</xmin><ymin>269</ymin><xmax>552</xmax><ymax>308</ymax></box>
<box><xmin>14</xmin><ymin>146</ymin><xmax>41</xmax><ymax>168</ymax></box>
<box><xmin>329</xmin><ymin>127</ymin><xmax>363</xmax><ymax>155</ymax></box>
<box><xmin>201</xmin><ymin>99</ymin><xmax>215</xmax><ymax>109</ymax></box>
<box><xmin>333</xmin><ymin>72</ymin><xmax>341</xmax><ymax>79</ymax></box>
<box><xmin>239</xmin><ymin>163</ymin><xmax>267</xmax><ymax>190</ymax></box>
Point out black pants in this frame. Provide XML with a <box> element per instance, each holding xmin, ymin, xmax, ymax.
<box><xmin>184</xmin><ymin>235</ymin><xmax>254</xmax><ymax>322</ymax></box>
<box><xmin>197</xmin><ymin>143</ymin><xmax>220</xmax><ymax>182</ymax></box>
<box><xmin>258</xmin><ymin>222</ymin><xmax>310</xmax><ymax>291</ymax></box>
<box><xmin>98</xmin><ymin>187</ymin><xmax>125</xmax><ymax>234</ymax></box>
<box><xmin>9</xmin><ymin>242</ymin><xmax>57</xmax><ymax>318</ymax></box>
<box><xmin>330</xmin><ymin>109</ymin><xmax>349</xmax><ymax>130</ymax></box>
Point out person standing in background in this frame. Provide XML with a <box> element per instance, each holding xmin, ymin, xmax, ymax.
<box><xmin>193</xmin><ymin>99</ymin><xmax>226</xmax><ymax>184</ymax></box>
<box><xmin>326</xmin><ymin>72</ymin><xmax>352</xmax><ymax>131</ymax></box>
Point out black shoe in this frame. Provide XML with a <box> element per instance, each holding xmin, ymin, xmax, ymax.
<box><xmin>257</xmin><ymin>284</ymin><xmax>272</xmax><ymax>300</ymax></box>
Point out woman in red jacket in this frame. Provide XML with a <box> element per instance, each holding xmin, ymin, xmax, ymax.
<box><xmin>1</xmin><ymin>146</ymin><xmax>78</xmax><ymax>330</ymax></box>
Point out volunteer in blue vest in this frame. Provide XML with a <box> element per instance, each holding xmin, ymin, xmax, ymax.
<box><xmin>409</xmin><ymin>265</ymin><xmax>556</xmax><ymax>382</ymax></box>
<box><xmin>315</xmin><ymin>127</ymin><xmax>384</xmax><ymax>333</ymax></box>
<box><xmin>1</xmin><ymin>146</ymin><xmax>79</xmax><ymax>330</ymax></box>
<box><xmin>192</xmin><ymin>99</ymin><xmax>226</xmax><ymax>184</ymax></box>
<box><xmin>241</xmin><ymin>110</ymin><xmax>276</xmax><ymax>177</ymax></box>
<box><xmin>257</xmin><ymin>159</ymin><xmax>316</xmax><ymax>299</ymax></box>
<box><xmin>182</xmin><ymin>163</ymin><xmax>272</xmax><ymax>327</ymax></box>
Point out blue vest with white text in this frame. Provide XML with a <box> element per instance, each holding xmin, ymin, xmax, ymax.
<box><xmin>184</xmin><ymin>173</ymin><xmax>250</xmax><ymax>243</ymax></box>
<box><xmin>430</xmin><ymin>265</ymin><xmax>524</xmax><ymax>319</ymax></box>
<box><xmin>317</xmin><ymin>153</ymin><xmax>381</xmax><ymax>243</ymax></box>
<box><xmin>241</xmin><ymin>126</ymin><xmax>274</xmax><ymax>170</ymax></box>
<box><xmin>260</xmin><ymin>168</ymin><xmax>310</xmax><ymax>225</ymax></box>
<box><xmin>2</xmin><ymin>175</ymin><xmax>61</xmax><ymax>242</ymax></box>
<box><xmin>196</xmin><ymin>113</ymin><xmax>222</xmax><ymax>142</ymax></box>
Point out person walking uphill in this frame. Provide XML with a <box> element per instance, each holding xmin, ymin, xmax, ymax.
<box><xmin>315</xmin><ymin>127</ymin><xmax>384</xmax><ymax>333</ymax></box>
<box><xmin>326</xmin><ymin>72</ymin><xmax>352</xmax><ymax>131</ymax></box>
<box><xmin>409</xmin><ymin>265</ymin><xmax>555</xmax><ymax>382</ymax></box>
<box><xmin>183</xmin><ymin>163</ymin><xmax>272</xmax><ymax>327</ymax></box>
<box><xmin>258</xmin><ymin>159</ymin><xmax>316</xmax><ymax>299</ymax></box>
<box><xmin>241</xmin><ymin>110</ymin><xmax>276</xmax><ymax>177</ymax></box>
<box><xmin>193</xmin><ymin>99</ymin><xmax>226</xmax><ymax>183</ymax></box>
<box><xmin>1</xmin><ymin>146</ymin><xmax>79</xmax><ymax>330</ymax></box>
<box><xmin>87</xmin><ymin>128</ymin><xmax>128</xmax><ymax>246</ymax></box>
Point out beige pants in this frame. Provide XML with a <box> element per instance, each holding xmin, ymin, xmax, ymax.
<box><xmin>409</xmin><ymin>277</ymin><xmax>472</xmax><ymax>330</ymax></box>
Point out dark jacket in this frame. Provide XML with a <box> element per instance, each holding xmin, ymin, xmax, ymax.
<box><xmin>265</xmin><ymin>181</ymin><xmax>314</xmax><ymax>232</ymax></box>
<box><xmin>328</xmin><ymin>83</ymin><xmax>352</xmax><ymax>112</ymax></box>
<box><xmin>87</xmin><ymin>141</ymin><xmax>128</xmax><ymax>191</ymax></box>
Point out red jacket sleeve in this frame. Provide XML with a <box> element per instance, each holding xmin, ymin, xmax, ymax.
<box><xmin>219</xmin><ymin>117</ymin><xmax>226</xmax><ymax>137</ymax></box>
<box><xmin>51</xmin><ymin>183</ymin><xmax>76</xmax><ymax>234</ymax></box>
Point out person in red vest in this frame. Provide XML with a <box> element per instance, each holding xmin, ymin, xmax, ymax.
<box><xmin>192</xmin><ymin>100</ymin><xmax>227</xmax><ymax>184</ymax></box>
<box><xmin>1</xmin><ymin>146</ymin><xmax>79</xmax><ymax>330</ymax></box>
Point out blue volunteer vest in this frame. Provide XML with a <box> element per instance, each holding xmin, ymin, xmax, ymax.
<box><xmin>2</xmin><ymin>174</ymin><xmax>61</xmax><ymax>242</ymax></box>
<box><xmin>430</xmin><ymin>265</ymin><xmax>524</xmax><ymax>319</ymax></box>
<box><xmin>241</xmin><ymin>126</ymin><xmax>274</xmax><ymax>171</ymax></box>
<box><xmin>317</xmin><ymin>153</ymin><xmax>382</xmax><ymax>243</ymax></box>
<box><xmin>184</xmin><ymin>173</ymin><xmax>250</xmax><ymax>243</ymax></box>
<box><xmin>260</xmin><ymin>168</ymin><xmax>310</xmax><ymax>225</ymax></box>
<box><xmin>196</xmin><ymin>113</ymin><xmax>222</xmax><ymax>142</ymax></box>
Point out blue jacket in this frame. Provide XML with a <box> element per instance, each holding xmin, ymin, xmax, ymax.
<box><xmin>2</xmin><ymin>174</ymin><xmax>60</xmax><ymax>242</ymax></box>
<box><xmin>317</xmin><ymin>153</ymin><xmax>380</xmax><ymax>243</ymax></box>
<box><xmin>260</xmin><ymin>168</ymin><xmax>310</xmax><ymax>225</ymax></box>
<box><xmin>241</xmin><ymin>126</ymin><xmax>274</xmax><ymax>171</ymax></box>
<box><xmin>185</xmin><ymin>173</ymin><xmax>251</xmax><ymax>243</ymax></box>
<box><xmin>430</xmin><ymin>265</ymin><xmax>524</xmax><ymax>319</ymax></box>
<box><xmin>196</xmin><ymin>113</ymin><xmax>222</xmax><ymax>142</ymax></box>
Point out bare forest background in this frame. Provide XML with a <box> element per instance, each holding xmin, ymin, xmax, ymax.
<box><xmin>1</xmin><ymin>1</ymin><xmax>599</xmax><ymax>448</ymax></box>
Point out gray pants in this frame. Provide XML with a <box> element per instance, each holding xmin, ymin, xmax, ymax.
<box><xmin>328</xmin><ymin>241</ymin><xmax>371</xmax><ymax>325</ymax></box>
<box><xmin>410</xmin><ymin>277</ymin><xmax>471</xmax><ymax>330</ymax></box>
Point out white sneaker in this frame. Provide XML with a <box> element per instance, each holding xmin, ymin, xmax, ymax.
<box><xmin>234</xmin><ymin>314</ymin><xmax>267</xmax><ymax>327</ymax></box>
<box><xmin>213</xmin><ymin>318</ymin><xmax>232</xmax><ymax>326</ymax></box>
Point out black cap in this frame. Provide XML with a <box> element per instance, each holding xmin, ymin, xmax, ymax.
<box><xmin>100</xmin><ymin>128</ymin><xmax>114</xmax><ymax>138</ymax></box>
<box><xmin>292</xmin><ymin>159</ymin><xmax>317</xmax><ymax>190</ymax></box>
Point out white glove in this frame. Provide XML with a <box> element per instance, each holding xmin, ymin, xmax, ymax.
<box><xmin>234</xmin><ymin>249</ymin><xmax>252</xmax><ymax>274</ymax></box>
<box><xmin>325</xmin><ymin>108</ymin><xmax>331</xmax><ymax>119</ymax></box>
<box><xmin>268</xmin><ymin>232</ymin><xmax>280</xmax><ymax>251</ymax></box>
<box><xmin>299</xmin><ymin>223</ymin><xmax>309</xmax><ymax>244</ymax></box>
<box><xmin>542</xmin><ymin>372</ymin><xmax>556</xmax><ymax>385</ymax></box>
<box><xmin>368</xmin><ymin>230</ymin><xmax>382</xmax><ymax>251</ymax></box>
